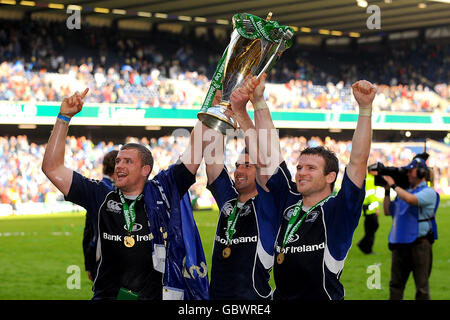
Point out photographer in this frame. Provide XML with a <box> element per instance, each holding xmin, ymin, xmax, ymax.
<box><xmin>382</xmin><ymin>156</ymin><xmax>439</xmax><ymax>300</ymax></box>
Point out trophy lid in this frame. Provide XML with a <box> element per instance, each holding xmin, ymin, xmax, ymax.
<box><xmin>232</xmin><ymin>12</ymin><xmax>295</xmax><ymax>48</ymax></box>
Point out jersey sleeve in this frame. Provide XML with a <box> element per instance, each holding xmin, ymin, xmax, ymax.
<box><xmin>65</xmin><ymin>171</ymin><xmax>111</xmax><ymax>222</ymax></box>
<box><xmin>265</xmin><ymin>161</ymin><xmax>298</xmax><ymax>216</ymax></box>
<box><xmin>206</xmin><ymin>167</ymin><xmax>238</xmax><ymax>209</ymax></box>
<box><xmin>155</xmin><ymin>162</ymin><xmax>196</xmax><ymax>200</ymax></box>
<box><xmin>255</xmin><ymin>182</ymin><xmax>281</xmax><ymax>260</ymax></box>
<box><xmin>323</xmin><ymin>168</ymin><xmax>365</xmax><ymax>262</ymax></box>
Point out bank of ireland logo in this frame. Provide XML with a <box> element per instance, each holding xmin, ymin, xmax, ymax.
<box><xmin>107</xmin><ymin>200</ymin><xmax>122</xmax><ymax>213</ymax></box>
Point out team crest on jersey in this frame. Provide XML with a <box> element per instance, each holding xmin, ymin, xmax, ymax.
<box><xmin>106</xmin><ymin>199</ymin><xmax>122</xmax><ymax>213</ymax></box>
<box><xmin>222</xmin><ymin>200</ymin><xmax>252</xmax><ymax>217</ymax></box>
<box><xmin>284</xmin><ymin>205</ymin><xmax>320</xmax><ymax>223</ymax></box>
<box><xmin>284</xmin><ymin>206</ymin><xmax>296</xmax><ymax>220</ymax></box>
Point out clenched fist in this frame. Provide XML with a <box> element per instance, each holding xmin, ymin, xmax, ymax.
<box><xmin>352</xmin><ymin>80</ymin><xmax>376</xmax><ymax>116</ymax></box>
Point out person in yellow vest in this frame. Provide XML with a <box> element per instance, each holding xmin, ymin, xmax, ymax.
<box><xmin>357</xmin><ymin>169</ymin><xmax>380</xmax><ymax>254</ymax></box>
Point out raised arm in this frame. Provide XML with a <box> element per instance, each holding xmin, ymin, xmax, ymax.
<box><xmin>346</xmin><ymin>80</ymin><xmax>377</xmax><ymax>188</ymax></box>
<box><xmin>229</xmin><ymin>76</ymin><xmax>259</xmax><ymax>167</ymax></box>
<box><xmin>180</xmin><ymin>121</ymin><xmax>208</xmax><ymax>176</ymax></box>
<box><xmin>181</xmin><ymin>92</ymin><xmax>226</xmax><ymax>179</ymax></box>
<box><xmin>250</xmin><ymin>74</ymin><xmax>283</xmax><ymax>183</ymax></box>
<box><xmin>228</xmin><ymin>74</ymin><xmax>283</xmax><ymax>189</ymax></box>
<box><xmin>204</xmin><ymin>91</ymin><xmax>227</xmax><ymax>184</ymax></box>
<box><xmin>42</xmin><ymin>88</ymin><xmax>89</xmax><ymax>196</ymax></box>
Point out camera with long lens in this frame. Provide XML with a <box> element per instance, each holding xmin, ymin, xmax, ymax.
<box><xmin>368</xmin><ymin>153</ymin><xmax>430</xmax><ymax>189</ymax></box>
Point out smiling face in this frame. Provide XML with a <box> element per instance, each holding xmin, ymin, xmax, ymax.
<box><xmin>114</xmin><ymin>148</ymin><xmax>150</xmax><ymax>195</ymax></box>
<box><xmin>295</xmin><ymin>154</ymin><xmax>336</xmax><ymax>197</ymax></box>
<box><xmin>233</xmin><ymin>153</ymin><xmax>257</xmax><ymax>194</ymax></box>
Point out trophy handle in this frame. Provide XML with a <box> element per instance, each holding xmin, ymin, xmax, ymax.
<box><xmin>256</xmin><ymin>29</ymin><xmax>293</xmax><ymax>79</ymax></box>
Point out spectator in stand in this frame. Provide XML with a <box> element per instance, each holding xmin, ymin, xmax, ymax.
<box><xmin>0</xmin><ymin>134</ymin><xmax>448</xmax><ymax>207</ymax></box>
<box><xmin>0</xmin><ymin>18</ymin><xmax>448</xmax><ymax>112</ymax></box>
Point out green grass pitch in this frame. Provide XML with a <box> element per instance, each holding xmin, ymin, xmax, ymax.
<box><xmin>0</xmin><ymin>196</ymin><xmax>449</xmax><ymax>300</ymax></box>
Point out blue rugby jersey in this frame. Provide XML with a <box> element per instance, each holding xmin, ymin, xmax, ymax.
<box><xmin>268</xmin><ymin>162</ymin><xmax>365</xmax><ymax>300</ymax></box>
<box><xmin>207</xmin><ymin>168</ymin><xmax>280</xmax><ymax>300</ymax></box>
<box><xmin>82</xmin><ymin>176</ymin><xmax>114</xmax><ymax>278</ymax></box>
<box><xmin>66</xmin><ymin>163</ymin><xmax>195</xmax><ymax>299</ymax></box>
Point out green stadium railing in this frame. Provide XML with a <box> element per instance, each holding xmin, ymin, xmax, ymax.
<box><xmin>0</xmin><ymin>102</ymin><xmax>449</xmax><ymax>130</ymax></box>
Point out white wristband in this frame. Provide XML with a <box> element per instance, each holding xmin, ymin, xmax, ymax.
<box><xmin>253</xmin><ymin>100</ymin><xmax>268</xmax><ymax>111</ymax></box>
<box><xmin>359</xmin><ymin>106</ymin><xmax>372</xmax><ymax>117</ymax></box>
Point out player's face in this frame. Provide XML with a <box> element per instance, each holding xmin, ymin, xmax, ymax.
<box><xmin>295</xmin><ymin>154</ymin><xmax>330</xmax><ymax>196</ymax></box>
<box><xmin>114</xmin><ymin>149</ymin><xmax>149</xmax><ymax>193</ymax></box>
<box><xmin>234</xmin><ymin>154</ymin><xmax>257</xmax><ymax>193</ymax></box>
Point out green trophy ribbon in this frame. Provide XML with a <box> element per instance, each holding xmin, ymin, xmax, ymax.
<box><xmin>233</xmin><ymin>13</ymin><xmax>295</xmax><ymax>46</ymax></box>
<box><xmin>200</xmin><ymin>47</ymin><xmax>228</xmax><ymax>113</ymax></box>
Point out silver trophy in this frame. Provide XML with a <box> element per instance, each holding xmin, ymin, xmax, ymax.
<box><xmin>197</xmin><ymin>12</ymin><xmax>294</xmax><ymax>135</ymax></box>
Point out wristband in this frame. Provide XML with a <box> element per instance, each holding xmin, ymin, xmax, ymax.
<box><xmin>57</xmin><ymin>113</ymin><xmax>71</xmax><ymax>124</ymax></box>
<box><xmin>359</xmin><ymin>106</ymin><xmax>372</xmax><ymax>117</ymax></box>
<box><xmin>253</xmin><ymin>99</ymin><xmax>268</xmax><ymax>111</ymax></box>
<box><xmin>390</xmin><ymin>184</ymin><xmax>398</xmax><ymax>190</ymax></box>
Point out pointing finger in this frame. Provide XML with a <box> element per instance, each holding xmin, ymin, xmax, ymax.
<box><xmin>80</xmin><ymin>88</ymin><xmax>89</xmax><ymax>99</ymax></box>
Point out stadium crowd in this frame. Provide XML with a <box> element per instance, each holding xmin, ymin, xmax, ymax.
<box><xmin>0</xmin><ymin>19</ymin><xmax>448</xmax><ymax>211</ymax></box>
<box><xmin>1</xmin><ymin>134</ymin><xmax>448</xmax><ymax>210</ymax></box>
<box><xmin>0</xmin><ymin>19</ymin><xmax>448</xmax><ymax>112</ymax></box>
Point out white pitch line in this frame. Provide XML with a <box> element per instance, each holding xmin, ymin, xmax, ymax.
<box><xmin>0</xmin><ymin>231</ymin><xmax>71</xmax><ymax>237</ymax></box>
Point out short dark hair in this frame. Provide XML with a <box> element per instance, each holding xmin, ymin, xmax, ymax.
<box><xmin>236</xmin><ymin>145</ymin><xmax>260</xmax><ymax>167</ymax></box>
<box><xmin>120</xmin><ymin>143</ymin><xmax>154</xmax><ymax>172</ymax></box>
<box><xmin>102</xmin><ymin>150</ymin><xmax>118</xmax><ymax>176</ymax></box>
<box><xmin>300</xmin><ymin>146</ymin><xmax>339</xmax><ymax>191</ymax></box>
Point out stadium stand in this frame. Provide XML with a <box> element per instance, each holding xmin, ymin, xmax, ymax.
<box><xmin>0</xmin><ymin>13</ymin><xmax>448</xmax><ymax>214</ymax></box>
<box><xmin>0</xmin><ymin>134</ymin><xmax>448</xmax><ymax>215</ymax></box>
<box><xmin>0</xmin><ymin>18</ymin><xmax>448</xmax><ymax>112</ymax></box>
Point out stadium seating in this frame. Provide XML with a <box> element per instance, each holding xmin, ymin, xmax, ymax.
<box><xmin>0</xmin><ymin>134</ymin><xmax>448</xmax><ymax>213</ymax></box>
<box><xmin>0</xmin><ymin>18</ymin><xmax>448</xmax><ymax>112</ymax></box>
